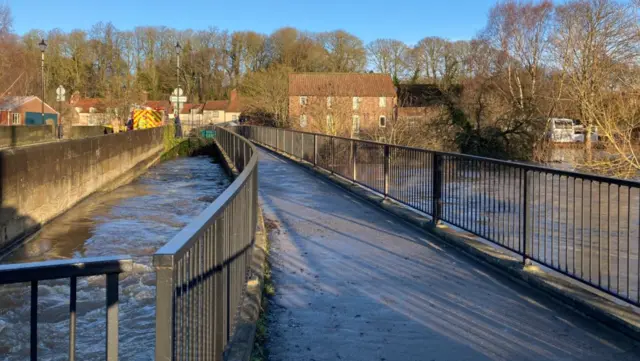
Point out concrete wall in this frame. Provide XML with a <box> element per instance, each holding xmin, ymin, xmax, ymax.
<box><xmin>69</xmin><ymin>125</ymin><xmax>114</xmax><ymax>139</ymax></box>
<box><xmin>0</xmin><ymin>125</ymin><xmax>55</xmax><ymax>148</ymax></box>
<box><xmin>0</xmin><ymin>127</ymin><xmax>165</xmax><ymax>251</ymax></box>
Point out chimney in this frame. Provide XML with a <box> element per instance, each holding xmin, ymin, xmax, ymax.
<box><xmin>141</xmin><ymin>91</ymin><xmax>149</xmax><ymax>103</ymax></box>
<box><xmin>230</xmin><ymin>88</ymin><xmax>238</xmax><ymax>101</ymax></box>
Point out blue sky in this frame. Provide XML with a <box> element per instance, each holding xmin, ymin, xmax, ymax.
<box><xmin>8</xmin><ymin>0</ymin><xmax>499</xmax><ymax>44</ymax></box>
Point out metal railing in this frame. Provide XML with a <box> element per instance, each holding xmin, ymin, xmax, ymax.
<box><xmin>240</xmin><ymin>125</ymin><xmax>640</xmax><ymax>307</ymax></box>
<box><xmin>154</xmin><ymin>126</ymin><xmax>258</xmax><ymax>360</ymax></box>
<box><xmin>0</xmin><ymin>256</ymin><xmax>132</xmax><ymax>361</ymax></box>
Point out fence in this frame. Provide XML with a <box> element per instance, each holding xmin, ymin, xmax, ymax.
<box><xmin>154</xmin><ymin>126</ymin><xmax>258</xmax><ymax>360</ymax></box>
<box><xmin>0</xmin><ymin>256</ymin><xmax>133</xmax><ymax>361</ymax></box>
<box><xmin>240</xmin><ymin>125</ymin><xmax>640</xmax><ymax>307</ymax></box>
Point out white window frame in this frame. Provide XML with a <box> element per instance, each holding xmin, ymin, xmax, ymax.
<box><xmin>232</xmin><ymin>114</ymin><xmax>238</xmax><ymax>121</ymax></box>
<box><xmin>327</xmin><ymin>96</ymin><xmax>332</xmax><ymax>109</ymax></box>
<box><xmin>212</xmin><ymin>111</ymin><xmax>220</xmax><ymax>117</ymax></box>
<box><xmin>300</xmin><ymin>96</ymin><xmax>308</xmax><ymax>106</ymax></box>
<box><xmin>352</xmin><ymin>97</ymin><xmax>360</xmax><ymax>110</ymax></box>
<box><xmin>11</xmin><ymin>113</ymin><xmax>20</xmax><ymax>125</ymax></box>
<box><xmin>379</xmin><ymin>97</ymin><xmax>386</xmax><ymax>108</ymax></box>
<box><xmin>379</xmin><ymin>115</ymin><xmax>387</xmax><ymax>128</ymax></box>
<box><xmin>352</xmin><ymin>115</ymin><xmax>360</xmax><ymax>135</ymax></box>
<box><xmin>300</xmin><ymin>114</ymin><xmax>308</xmax><ymax>128</ymax></box>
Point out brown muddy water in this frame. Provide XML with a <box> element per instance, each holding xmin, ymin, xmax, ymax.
<box><xmin>0</xmin><ymin>155</ymin><xmax>230</xmax><ymax>360</ymax></box>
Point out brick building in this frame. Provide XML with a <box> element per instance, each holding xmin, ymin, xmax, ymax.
<box><xmin>0</xmin><ymin>96</ymin><xmax>58</xmax><ymax>126</ymax></box>
<box><xmin>288</xmin><ymin>73</ymin><xmax>396</xmax><ymax>137</ymax></box>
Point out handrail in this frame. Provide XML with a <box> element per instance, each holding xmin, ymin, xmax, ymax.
<box><xmin>241</xmin><ymin>125</ymin><xmax>640</xmax><ymax>307</ymax></box>
<box><xmin>0</xmin><ymin>255</ymin><xmax>132</xmax><ymax>361</ymax></box>
<box><xmin>0</xmin><ymin>255</ymin><xmax>132</xmax><ymax>284</ymax></box>
<box><xmin>153</xmin><ymin>125</ymin><xmax>258</xmax><ymax>360</ymax></box>
<box><xmin>247</xmin><ymin>126</ymin><xmax>640</xmax><ymax>187</ymax></box>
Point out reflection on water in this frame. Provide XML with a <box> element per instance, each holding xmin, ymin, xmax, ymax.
<box><xmin>0</xmin><ymin>156</ymin><xmax>230</xmax><ymax>360</ymax></box>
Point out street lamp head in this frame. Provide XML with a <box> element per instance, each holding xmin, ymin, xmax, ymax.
<box><xmin>38</xmin><ymin>39</ymin><xmax>47</xmax><ymax>52</ymax></box>
<box><xmin>175</xmin><ymin>41</ymin><xmax>182</xmax><ymax>54</ymax></box>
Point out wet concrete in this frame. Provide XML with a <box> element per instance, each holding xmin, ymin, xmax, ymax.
<box><xmin>0</xmin><ymin>156</ymin><xmax>230</xmax><ymax>360</ymax></box>
<box><xmin>257</xmin><ymin>148</ymin><xmax>640</xmax><ymax>361</ymax></box>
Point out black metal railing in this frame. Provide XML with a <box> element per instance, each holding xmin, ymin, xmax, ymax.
<box><xmin>154</xmin><ymin>126</ymin><xmax>258</xmax><ymax>361</ymax></box>
<box><xmin>240</xmin><ymin>125</ymin><xmax>640</xmax><ymax>307</ymax></box>
<box><xmin>0</xmin><ymin>256</ymin><xmax>132</xmax><ymax>361</ymax></box>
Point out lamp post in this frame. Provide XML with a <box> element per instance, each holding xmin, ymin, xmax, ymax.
<box><xmin>175</xmin><ymin>41</ymin><xmax>182</xmax><ymax>121</ymax></box>
<box><xmin>122</xmin><ymin>84</ymin><xmax>127</xmax><ymax>131</ymax></box>
<box><xmin>38</xmin><ymin>39</ymin><xmax>47</xmax><ymax>125</ymax></box>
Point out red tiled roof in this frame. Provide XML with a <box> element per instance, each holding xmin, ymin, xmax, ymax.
<box><xmin>180</xmin><ymin>103</ymin><xmax>204</xmax><ymax>114</ymax></box>
<box><xmin>203</xmin><ymin>100</ymin><xmax>228</xmax><ymax>111</ymax></box>
<box><xmin>289</xmin><ymin>73</ymin><xmax>396</xmax><ymax>97</ymax></box>
<box><xmin>73</xmin><ymin>98</ymin><xmax>107</xmax><ymax>113</ymax></box>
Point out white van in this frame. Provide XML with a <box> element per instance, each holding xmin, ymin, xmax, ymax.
<box><xmin>549</xmin><ymin>118</ymin><xmax>576</xmax><ymax>143</ymax></box>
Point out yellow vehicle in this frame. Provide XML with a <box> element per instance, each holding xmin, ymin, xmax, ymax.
<box><xmin>132</xmin><ymin>109</ymin><xmax>163</xmax><ymax>129</ymax></box>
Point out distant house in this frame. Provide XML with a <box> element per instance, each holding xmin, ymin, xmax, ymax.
<box><xmin>288</xmin><ymin>73</ymin><xmax>397</xmax><ymax>136</ymax></box>
<box><xmin>224</xmin><ymin>89</ymin><xmax>243</xmax><ymax>122</ymax></box>
<box><xmin>395</xmin><ymin>84</ymin><xmax>447</xmax><ymax>129</ymax></box>
<box><xmin>396</xmin><ymin>84</ymin><xmax>444</xmax><ymax>107</ymax></box>
<box><xmin>0</xmin><ymin>96</ymin><xmax>59</xmax><ymax>126</ymax></box>
<box><xmin>179</xmin><ymin>103</ymin><xmax>205</xmax><ymax>125</ymax></box>
<box><xmin>203</xmin><ymin>100</ymin><xmax>229</xmax><ymax>124</ymax></box>
<box><xmin>70</xmin><ymin>97</ymin><xmax>115</xmax><ymax>126</ymax></box>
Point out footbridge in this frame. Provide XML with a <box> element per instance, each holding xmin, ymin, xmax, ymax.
<box><xmin>1</xmin><ymin>125</ymin><xmax>639</xmax><ymax>361</ymax></box>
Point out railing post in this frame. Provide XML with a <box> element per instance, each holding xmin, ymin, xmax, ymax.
<box><xmin>276</xmin><ymin>128</ymin><xmax>279</xmax><ymax>151</ymax></box>
<box><xmin>106</xmin><ymin>273</ymin><xmax>119</xmax><ymax>361</ymax></box>
<box><xmin>301</xmin><ymin>133</ymin><xmax>305</xmax><ymax>160</ymax></box>
<box><xmin>352</xmin><ymin>140</ymin><xmax>357</xmax><ymax>181</ymax></box>
<box><xmin>383</xmin><ymin>145</ymin><xmax>390</xmax><ymax>196</ymax></box>
<box><xmin>432</xmin><ymin>153</ymin><xmax>443</xmax><ymax>225</ymax></box>
<box><xmin>154</xmin><ymin>258</ymin><xmax>175</xmax><ymax>361</ymax></box>
<box><xmin>313</xmin><ymin>134</ymin><xmax>317</xmax><ymax>166</ymax></box>
<box><xmin>330</xmin><ymin>137</ymin><xmax>335</xmax><ymax>173</ymax></box>
<box><xmin>522</xmin><ymin>168</ymin><xmax>530</xmax><ymax>265</ymax></box>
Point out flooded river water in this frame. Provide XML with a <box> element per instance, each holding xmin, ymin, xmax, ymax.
<box><xmin>0</xmin><ymin>155</ymin><xmax>230</xmax><ymax>360</ymax></box>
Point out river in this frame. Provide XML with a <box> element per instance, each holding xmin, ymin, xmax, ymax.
<box><xmin>0</xmin><ymin>155</ymin><xmax>230</xmax><ymax>360</ymax></box>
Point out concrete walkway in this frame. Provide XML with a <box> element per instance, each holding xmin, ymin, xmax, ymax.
<box><xmin>257</xmin><ymin>148</ymin><xmax>640</xmax><ymax>361</ymax></box>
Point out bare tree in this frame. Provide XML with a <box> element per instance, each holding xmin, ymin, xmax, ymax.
<box><xmin>366</xmin><ymin>39</ymin><xmax>408</xmax><ymax>81</ymax></box>
<box><xmin>554</xmin><ymin>0</ymin><xmax>640</xmax><ymax>167</ymax></box>
<box><xmin>240</xmin><ymin>64</ymin><xmax>291</xmax><ymax>126</ymax></box>
<box><xmin>318</xmin><ymin>30</ymin><xmax>367</xmax><ymax>72</ymax></box>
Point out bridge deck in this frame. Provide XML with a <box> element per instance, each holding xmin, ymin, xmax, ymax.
<box><xmin>257</xmin><ymin>148</ymin><xmax>640</xmax><ymax>361</ymax></box>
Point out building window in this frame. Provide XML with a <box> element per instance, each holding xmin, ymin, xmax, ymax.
<box><xmin>352</xmin><ymin>97</ymin><xmax>360</xmax><ymax>110</ymax></box>
<box><xmin>300</xmin><ymin>114</ymin><xmax>308</xmax><ymax>128</ymax></box>
<box><xmin>352</xmin><ymin>115</ymin><xmax>360</xmax><ymax>135</ymax></box>
<box><xmin>300</xmin><ymin>96</ymin><xmax>308</xmax><ymax>106</ymax></box>
<box><xmin>326</xmin><ymin>114</ymin><xmax>333</xmax><ymax>129</ymax></box>
<box><xmin>232</xmin><ymin>114</ymin><xmax>238</xmax><ymax>121</ymax></box>
<box><xmin>327</xmin><ymin>97</ymin><xmax>332</xmax><ymax>109</ymax></box>
<box><xmin>212</xmin><ymin>111</ymin><xmax>219</xmax><ymax>117</ymax></box>
<box><xmin>379</xmin><ymin>97</ymin><xmax>386</xmax><ymax>108</ymax></box>
<box><xmin>379</xmin><ymin>116</ymin><xmax>386</xmax><ymax>128</ymax></box>
<box><xmin>11</xmin><ymin>113</ymin><xmax>20</xmax><ymax>125</ymax></box>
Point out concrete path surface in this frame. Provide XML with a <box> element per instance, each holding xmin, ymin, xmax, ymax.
<box><xmin>257</xmin><ymin>148</ymin><xmax>640</xmax><ymax>361</ymax></box>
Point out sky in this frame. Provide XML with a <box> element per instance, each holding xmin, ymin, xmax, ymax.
<box><xmin>7</xmin><ymin>0</ymin><xmax>500</xmax><ymax>45</ymax></box>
